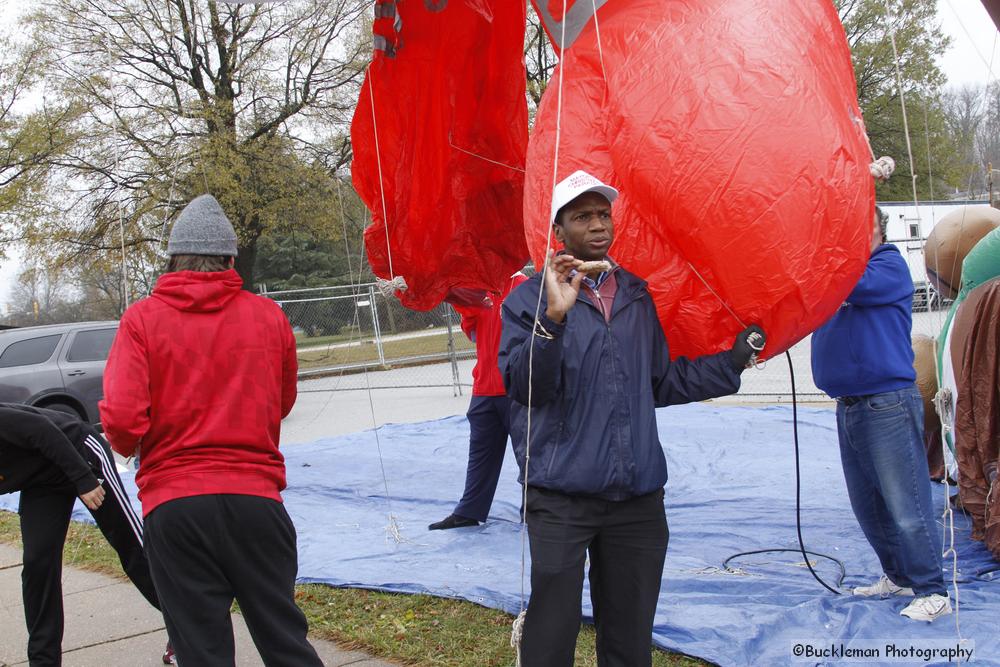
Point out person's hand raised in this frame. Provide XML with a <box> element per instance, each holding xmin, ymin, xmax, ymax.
<box><xmin>544</xmin><ymin>250</ymin><xmax>584</xmax><ymax>324</ymax></box>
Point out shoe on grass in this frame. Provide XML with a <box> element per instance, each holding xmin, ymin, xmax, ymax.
<box><xmin>852</xmin><ymin>574</ymin><xmax>914</xmax><ymax>598</ymax></box>
<box><xmin>428</xmin><ymin>513</ymin><xmax>480</xmax><ymax>530</ymax></box>
<box><xmin>900</xmin><ymin>594</ymin><xmax>952</xmax><ymax>622</ymax></box>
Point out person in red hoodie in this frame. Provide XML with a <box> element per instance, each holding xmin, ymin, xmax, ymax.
<box><xmin>100</xmin><ymin>194</ymin><xmax>322</xmax><ymax>666</ymax></box>
<box><xmin>429</xmin><ymin>272</ymin><xmax>528</xmax><ymax>530</ymax></box>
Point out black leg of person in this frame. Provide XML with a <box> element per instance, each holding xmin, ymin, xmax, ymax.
<box><xmin>145</xmin><ymin>495</ymin><xmax>323</xmax><ymax>667</ymax></box>
<box><xmin>78</xmin><ymin>432</ymin><xmax>160</xmax><ymax>608</ymax></box>
<box><xmin>430</xmin><ymin>396</ymin><xmax>511</xmax><ymax>530</ymax></box>
<box><xmin>19</xmin><ymin>483</ymin><xmax>76</xmax><ymax>667</ymax></box>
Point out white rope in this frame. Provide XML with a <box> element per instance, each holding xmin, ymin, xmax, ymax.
<box><xmin>343</xmin><ymin>184</ymin><xmax>405</xmax><ymax>542</ymax></box>
<box><xmin>359</xmin><ymin>51</ymin><xmax>429</xmax><ymax>543</ymax></box>
<box><xmin>375</xmin><ymin>275</ymin><xmax>408</xmax><ymax>296</ymax></box>
<box><xmin>366</xmin><ymin>70</ymin><xmax>399</xmax><ymax>284</ymax></box>
<box><xmin>105</xmin><ymin>43</ymin><xmax>129</xmax><ymax>309</ymax></box>
<box><xmin>157</xmin><ymin>160</ymin><xmax>181</xmax><ymax>252</ymax></box>
<box><xmin>882</xmin><ymin>0</ymin><xmax>962</xmax><ymax>637</ymax></box>
<box><xmin>448</xmin><ymin>137</ymin><xmax>526</xmax><ymax>173</ymax></box>
<box><xmin>869</xmin><ymin>155</ymin><xmax>896</xmax><ymax>182</ymax></box>
<box><xmin>513</xmin><ymin>0</ymin><xmax>570</xmax><ymax>661</ymax></box>
<box><xmin>590</xmin><ymin>0</ymin><xmax>608</xmax><ymax>91</ymax></box>
<box><xmin>336</xmin><ymin>177</ymin><xmax>362</xmax><ymax>291</ymax></box>
<box><xmin>943</xmin><ymin>0</ymin><xmax>999</xmax><ymax>83</ymax></box>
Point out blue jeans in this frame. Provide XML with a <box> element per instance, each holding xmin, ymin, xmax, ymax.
<box><xmin>453</xmin><ymin>395</ymin><xmax>513</xmax><ymax>522</ymax></box>
<box><xmin>837</xmin><ymin>385</ymin><xmax>946</xmax><ymax>596</ymax></box>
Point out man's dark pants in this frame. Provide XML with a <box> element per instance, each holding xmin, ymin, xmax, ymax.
<box><xmin>144</xmin><ymin>494</ymin><xmax>322</xmax><ymax>667</ymax></box>
<box><xmin>453</xmin><ymin>395</ymin><xmax>512</xmax><ymax>522</ymax></box>
<box><xmin>520</xmin><ymin>486</ymin><xmax>668</xmax><ymax>667</ymax></box>
<box><xmin>19</xmin><ymin>432</ymin><xmax>157</xmax><ymax>667</ymax></box>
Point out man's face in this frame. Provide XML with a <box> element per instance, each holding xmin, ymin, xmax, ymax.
<box><xmin>553</xmin><ymin>192</ymin><xmax>614</xmax><ymax>261</ymax></box>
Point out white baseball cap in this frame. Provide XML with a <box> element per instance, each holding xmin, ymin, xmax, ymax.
<box><xmin>550</xmin><ymin>170</ymin><xmax>619</xmax><ymax>225</ymax></box>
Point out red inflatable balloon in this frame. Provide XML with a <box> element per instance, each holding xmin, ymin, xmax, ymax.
<box><xmin>525</xmin><ymin>0</ymin><xmax>874</xmax><ymax>360</ymax></box>
<box><xmin>351</xmin><ymin>0</ymin><xmax>529</xmax><ymax>311</ymax></box>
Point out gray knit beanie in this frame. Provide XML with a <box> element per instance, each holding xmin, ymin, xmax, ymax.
<box><xmin>167</xmin><ymin>194</ymin><xmax>239</xmax><ymax>257</ymax></box>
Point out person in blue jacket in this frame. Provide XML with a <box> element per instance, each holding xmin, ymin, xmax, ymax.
<box><xmin>499</xmin><ymin>170</ymin><xmax>765</xmax><ymax>666</ymax></box>
<box><xmin>811</xmin><ymin>206</ymin><xmax>950</xmax><ymax>622</ymax></box>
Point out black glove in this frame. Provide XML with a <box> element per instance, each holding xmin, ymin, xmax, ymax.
<box><xmin>730</xmin><ymin>324</ymin><xmax>766</xmax><ymax>372</ymax></box>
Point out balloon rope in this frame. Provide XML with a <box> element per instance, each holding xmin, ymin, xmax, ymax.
<box><xmin>685</xmin><ymin>261</ymin><xmax>746</xmax><ymax>329</ymax></box>
<box><xmin>883</xmin><ymin>0</ymin><xmax>962</xmax><ymax>638</ymax></box>
<box><xmin>366</xmin><ymin>69</ymin><xmax>398</xmax><ymax>282</ymax></box>
<box><xmin>514</xmin><ymin>0</ymin><xmax>570</xmax><ymax>661</ymax></box>
<box><xmin>448</xmin><ymin>138</ymin><xmax>526</xmax><ymax>172</ymax></box>
<box><xmin>942</xmin><ymin>0</ymin><xmax>998</xmax><ymax>82</ymax></box>
<box><xmin>590</xmin><ymin>0</ymin><xmax>608</xmax><ymax>90</ymax></box>
<box><xmin>885</xmin><ymin>28</ymin><xmax>921</xmax><ymax>216</ymax></box>
<box><xmin>353</xmin><ymin>60</ymin><xmax>408</xmax><ymax>540</ymax></box>
<box><xmin>106</xmin><ymin>42</ymin><xmax>130</xmax><ymax>309</ymax></box>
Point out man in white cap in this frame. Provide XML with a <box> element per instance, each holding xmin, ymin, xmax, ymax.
<box><xmin>101</xmin><ymin>194</ymin><xmax>323</xmax><ymax>666</ymax></box>
<box><xmin>499</xmin><ymin>171</ymin><xmax>765</xmax><ymax>666</ymax></box>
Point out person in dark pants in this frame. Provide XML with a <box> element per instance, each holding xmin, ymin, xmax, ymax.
<box><xmin>100</xmin><ymin>194</ymin><xmax>323</xmax><ymax>666</ymax></box>
<box><xmin>0</xmin><ymin>403</ymin><xmax>166</xmax><ymax>666</ymax></box>
<box><xmin>499</xmin><ymin>170</ymin><xmax>765</xmax><ymax>666</ymax></box>
<box><xmin>811</xmin><ymin>206</ymin><xmax>951</xmax><ymax>622</ymax></box>
<box><xmin>430</xmin><ymin>272</ymin><xmax>527</xmax><ymax>530</ymax></box>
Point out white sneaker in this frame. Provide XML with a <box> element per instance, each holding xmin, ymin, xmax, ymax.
<box><xmin>852</xmin><ymin>574</ymin><xmax>914</xmax><ymax>598</ymax></box>
<box><xmin>900</xmin><ymin>594</ymin><xmax>952</xmax><ymax>622</ymax></box>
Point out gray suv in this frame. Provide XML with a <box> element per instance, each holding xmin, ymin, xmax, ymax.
<box><xmin>0</xmin><ymin>321</ymin><xmax>119</xmax><ymax>425</ymax></box>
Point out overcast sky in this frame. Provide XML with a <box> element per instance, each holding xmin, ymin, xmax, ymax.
<box><xmin>0</xmin><ymin>0</ymin><xmax>998</xmax><ymax>313</ymax></box>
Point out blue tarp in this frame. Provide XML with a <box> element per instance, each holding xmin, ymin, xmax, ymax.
<box><xmin>2</xmin><ymin>403</ymin><xmax>996</xmax><ymax>665</ymax></box>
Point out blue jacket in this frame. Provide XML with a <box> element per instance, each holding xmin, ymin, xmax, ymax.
<box><xmin>811</xmin><ymin>244</ymin><xmax>916</xmax><ymax>398</ymax></box>
<box><xmin>498</xmin><ymin>268</ymin><xmax>741</xmax><ymax>500</ymax></box>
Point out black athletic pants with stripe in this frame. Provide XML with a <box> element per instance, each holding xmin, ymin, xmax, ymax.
<box><xmin>144</xmin><ymin>494</ymin><xmax>323</xmax><ymax>667</ymax></box>
<box><xmin>18</xmin><ymin>432</ymin><xmax>158</xmax><ymax>667</ymax></box>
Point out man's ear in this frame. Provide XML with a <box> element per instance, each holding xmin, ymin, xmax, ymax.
<box><xmin>228</xmin><ymin>256</ymin><xmax>236</xmax><ymax>268</ymax></box>
<box><xmin>553</xmin><ymin>223</ymin><xmax>564</xmax><ymax>245</ymax></box>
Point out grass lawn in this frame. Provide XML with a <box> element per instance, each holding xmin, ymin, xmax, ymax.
<box><xmin>297</xmin><ymin>332</ymin><xmax>475</xmax><ymax>371</ymax></box>
<box><xmin>0</xmin><ymin>510</ymin><xmax>705</xmax><ymax>667</ymax></box>
<box><xmin>295</xmin><ymin>331</ymin><xmax>357</xmax><ymax>347</ymax></box>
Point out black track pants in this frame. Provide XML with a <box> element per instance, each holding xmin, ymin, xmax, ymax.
<box><xmin>19</xmin><ymin>432</ymin><xmax>157</xmax><ymax>667</ymax></box>
<box><xmin>144</xmin><ymin>494</ymin><xmax>323</xmax><ymax>667</ymax></box>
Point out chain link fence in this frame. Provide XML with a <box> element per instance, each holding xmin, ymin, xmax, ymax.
<box><xmin>733</xmin><ymin>309</ymin><xmax>948</xmax><ymax>403</ymax></box>
<box><xmin>266</xmin><ymin>280</ymin><xmax>952</xmax><ymax>403</ymax></box>
<box><xmin>264</xmin><ymin>283</ymin><xmax>474</xmax><ymax>395</ymax></box>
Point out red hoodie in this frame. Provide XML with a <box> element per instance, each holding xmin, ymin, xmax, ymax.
<box><xmin>455</xmin><ymin>273</ymin><xmax>528</xmax><ymax>396</ymax></box>
<box><xmin>100</xmin><ymin>269</ymin><xmax>297</xmax><ymax>516</ymax></box>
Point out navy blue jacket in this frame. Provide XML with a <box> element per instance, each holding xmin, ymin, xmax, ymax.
<box><xmin>811</xmin><ymin>244</ymin><xmax>916</xmax><ymax>398</ymax></box>
<box><xmin>499</xmin><ymin>268</ymin><xmax>741</xmax><ymax>500</ymax></box>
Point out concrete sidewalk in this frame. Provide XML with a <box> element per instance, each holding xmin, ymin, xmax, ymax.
<box><xmin>0</xmin><ymin>544</ymin><xmax>395</xmax><ymax>667</ymax></box>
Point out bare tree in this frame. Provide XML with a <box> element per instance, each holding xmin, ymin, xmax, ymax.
<box><xmin>978</xmin><ymin>82</ymin><xmax>1000</xmax><ymax>200</ymax></box>
<box><xmin>942</xmin><ymin>84</ymin><xmax>985</xmax><ymax>196</ymax></box>
<box><xmin>524</xmin><ymin>6</ymin><xmax>555</xmax><ymax>124</ymax></box>
<box><xmin>13</xmin><ymin>0</ymin><xmax>369</xmax><ymax>288</ymax></box>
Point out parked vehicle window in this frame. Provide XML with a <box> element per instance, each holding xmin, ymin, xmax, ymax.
<box><xmin>67</xmin><ymin>328</ymin><xmax>117</xmax><ymax>362</ymax></box>
<box><xmin>0</xmin><ymin>335</ymin><xmax>62</xmax><ymax>368</ymax></box>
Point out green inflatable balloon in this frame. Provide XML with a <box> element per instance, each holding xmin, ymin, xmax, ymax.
<box><xmin>936</xmin><ymin>225</ymin><xmax>1000</xmax><ymax>454</ymax></box>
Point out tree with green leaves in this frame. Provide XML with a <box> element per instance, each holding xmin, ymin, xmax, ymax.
<box><xmin>836</xmin><ymin>0</ymin><xmax>963</xmax><ymax>200</ymax></box>
<box><xmin>0</xmin><ymin>40</ymin><xmax>78</xmax><ymax>237</ymax></box>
